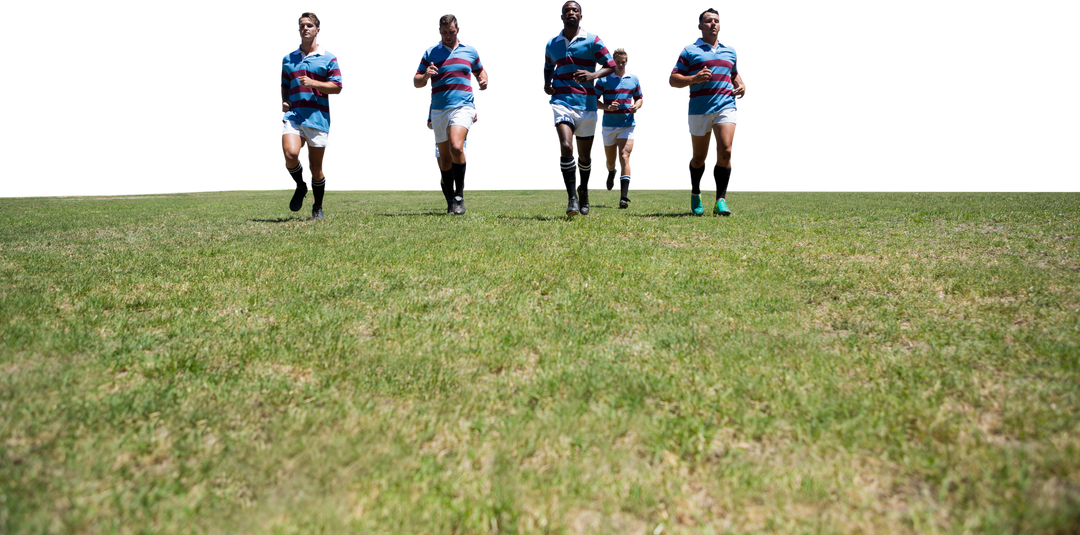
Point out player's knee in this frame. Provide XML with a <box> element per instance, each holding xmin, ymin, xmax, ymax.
<box><xmin>450</xmin><ymin>142</ymin><xmax>465</xmax><ymax>158</ymax></box>
<box><xmin>559</xmin><ymin>140</ymin><xmax>574</xmax><ymax>155</ymax></box>
<box><xmin>691</xmin><ymin>156</ymin><xmax>707</xmax><ymax>168</ymax></box>
<box><xmin>718</xmin><ymin>149</ymin><xmax>732</xmax><ymax>164</ymax></box>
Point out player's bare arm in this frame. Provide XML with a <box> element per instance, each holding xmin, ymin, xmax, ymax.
<box><xmin>574</xmin><ymin>66</ymin><xmax>613</xmax><ymax>83</ymax></box>
<box><xmin>282</xmin><ymin>86</ymin><xmax>290</xmax><ymax>112</ymax></box>
<box><xmin>630</xmin><ymin>97</ymin><xmax>643</xmax><ymax>113</ymax></box>
<box><xmin>477</xmin><ymin>68</ymin><xmax>489</xmax><ymax>90</ymax></box>
<box><xmin>733</xmin><ymin>73</ymin><xmax>746</xmax><ymax>98</ymax></box>
<box><xmin>414</xmin><ymin>63</ymin><xmax>439</xmax><ymax>88</ymax></box>
<box><xmin>669</xmin><ymin>67</ymin><xmax>712</xmax><ymax>88</ymax></box>
<box><xmin>543</xmin><ymin>68</ymin><xmax>555</xmax><ymax>95</ymax></box>
<box><xmin>295</xmin><ymin>75</ymin><xmax>341</xmax><ymax>96</ymax></box>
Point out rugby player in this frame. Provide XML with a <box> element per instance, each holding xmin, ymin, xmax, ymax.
<box><xmin>598</xmin><ymin>48</ymin><xmax>643</xmax><ymax>209</ymax></box>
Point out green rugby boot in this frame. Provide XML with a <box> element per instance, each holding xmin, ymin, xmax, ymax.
<box><xmin>713</xmin><ymin>198</ymin><xmax>732</xmax><ymax>217</ymax></box>
<box><xmin>691</xmin><ymin>194</ymin><xmax>704</xmax><ymax>215</ymax></box>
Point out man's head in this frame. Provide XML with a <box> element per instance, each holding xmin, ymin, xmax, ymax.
<box><xmin>561</xmin><ymin>1</ymin><xmax>582</xmax><ymax>28</ymax></box>
<box><xmin>298</xmin><ymin>12</ymin><xmax>320</xmax><ymax>41</ymax></box>
<box><xmin>698</xmin><ymin>8</ymin><xmax>719</xmax><ymax>39</ymax></box>
<box><xmin>439</xmin><ymin>14</ymin><xmax>459</xmax><ymax>47</ymax></box>
<box><xmin>613</xmin><ymin>48</ymin><xmax>628</xmax><ymax>72</ymax></box>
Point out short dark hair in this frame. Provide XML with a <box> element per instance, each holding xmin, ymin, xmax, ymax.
<box><xmin>434</xmin><ymin>10</ymin><xmax>460</xmax><ymax>32</ymax></box>
<box><xmin>699</xmin><ymin>8</ymin><xmax>718</xmax><ymax>23</ymax></box>
<box><xmin>561</xmin><ymin>1</ymin><xmax>587</xmax><ymax>16</ymax></box>
<box><xmin>563</xmin><ymin>1</ymin><xmax>582</xmax><ymax>14</ymax></box>
<box><xmin>299</xmin><ymin>12</ymin><xmax>320</xmax><ymax>28</ymax></box>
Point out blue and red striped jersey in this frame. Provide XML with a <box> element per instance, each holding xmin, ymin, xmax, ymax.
<box><xmin>281</xmin><ymin>47</ymin><xmax>342</xmax><ymax>132</ymax></box>
<box><xmin>417</xmin><ymin>42</ymin><xmax>484</xmax><ymax>111</ymax></box>
<box><xmin>544</xmin><ymin>29</ymin><xmax>615</xmax><ymax>112</ymax></box>
<box><xmin>598</xmin><ymin>72</ymin><xmax>643</xmax><ymax>128</ymax></box>
<box><xmin>672</xmin><ymin>39</ymin><xmax>738</xmax><ymax>116</ymax></box>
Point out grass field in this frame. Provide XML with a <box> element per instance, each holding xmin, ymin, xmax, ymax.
<box><xmin>2</xmin><ymin>190</ymin><xmax>1079</xmax><ymax>534</ymax></box>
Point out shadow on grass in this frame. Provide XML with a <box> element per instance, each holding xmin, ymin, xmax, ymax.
<box><xmin>377</xmin><ymin>210</ymin><xmax>451</xmax><ymax>217</ymax></box>
<box><xmin>249</xmin><ymin>217</ymin><xmax>306</xmax><ymax>223</ymax></box>
<box><xmin>630</xmin><ymin>212</ymin><xmax>698</xmax><ymax>218</ymax></box>
<box><xmin>496</xmin><ymin>214</ymin><xmax>571</xmax><ymax>222</ymax></box>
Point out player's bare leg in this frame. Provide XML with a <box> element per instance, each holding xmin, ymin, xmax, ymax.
<box><xmin>617</xmin><ymin>137</ymin><xmax>634</xmax><ymax>208</ymax></box>
<box><xmin>556</xmin><ymin>123</ymin><xmax>580</xmax><ymax>215</ymax></box>
<box><xmin>283</xmin><ymin>134</ymin><xmax>308</xmax><ymax>212</ymax></box>
<box><xmin>306</xmin><ymin>145</ymin><xmax>327</xmax><ymax>219</ymax></box>
<box><xmin>445</xmin><ymin>124</ymin><xmax>469</xmax><ymax>214</ymax></box>
<box><xmin>712</xmin><ymin>122</ymin><xmax>735</xmax><ymax>216</ymax></box>
<box><xmin>575</xmin><ymin>134</ymin><xmax>595</xmax><ymax>215</ymax></box>
<box><xmin>604</xmin><ymin>143</ymin><xmax>617</xmax><ymax>190</ymax></box>
<box><xmin>688</xmin><ymin>132</ymin><xmax>712</xmax><ymax>215</ymax></box>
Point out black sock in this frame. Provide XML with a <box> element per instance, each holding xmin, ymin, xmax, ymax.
<box><xmin>451</xmin><ymin>162</ymin><xmax>466</xmax><ymax>198</ymax></box>
<box><xmin>620</xmin><ymin>176</ymin><xmax>630</xmax><ymax>198</ymax></box>
<box><xmin>712</xmin><ymin>166</ymin><xmax>730</xmax><ymax>199</ymax></box>
<box><xmin>561</xmin><ymin>155</ymin><xmax>578</xmax><ymax>186</ymax></box>
<box><xmin>690</xmin><ymin>163</ymin><xmax>705</xmax><ymax>195</ymax></box>
<box><xmin>579</xmin><ymin>161</ymin><xmax>591</xmax><ymax>189</ymax></box>
<box><xmin>287</xmin><ymin>161</ymin><xmax>304</xmax><ymax>183</ymax></box>
<box><xmin>440</xmin><ymin>169</ymin><xmax>454</xmax><ymax>206</ymax></box>
<box><xmin>312</xmin><ymin>178</ymin><xmax>325</xmax><ymax>210</ymax></box>
<box><xmin>607</xmin><ymin>168</ymin><xmax>616</xmax><ymax>181</ymax></box>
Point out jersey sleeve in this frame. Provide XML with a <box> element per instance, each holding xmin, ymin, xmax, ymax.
<box><xmin>327</xmin><ymin>55</ymin><xmax>342</xmax><ymax>87</ymax></box>
<box><xmin>281</xmin><ymin>57</ymin><xmax>290</xmax><ymax>92</ymax></box>
<box><xmin>472</xmin><ymin>52</ymin><xmax>484</xmax><ymax>74</ymax></box>
<box><xmin>673</xmin><ymin>48</ymin><xmax>693</xmax><ymax>75</ymax></box>
<box><xmin>593</xmin><ymin>37</ymin><xmax>615</xmax><ymax>68</ymax></box>
<box><xmin>417</xmin><ymin>50</ymin><xmax>431</xmax><ymax>75</ymax></box>
<box><xmin>633</xmin><ymin>76</ymin><xmax>643</xmax><ymax>99</ymax></box>
<box><xmin>543</xmin><ymin>42</ymin><xmax>555</xmax><ymax>71</ymax></box>
<box><xmin>596</xmin><ymin>76</ymin><xmax>610</xmax><ymax>103</ymax></box>
<box><xmin>730</xmin><ymin>42</ymin><xmax>738</xmax><ymax>76</ymax></box>
<box><xmin>280</xmin><ymin>56</ymin><xmax>289</xmax><ymax>98</ymax></box>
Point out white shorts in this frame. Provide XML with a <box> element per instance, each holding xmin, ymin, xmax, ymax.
<box><xmin>601</xmin><ymin>126</ymin><xmax>636</xmax><ymax>147</ymax></box>
<box><xmin>551</xmin><ymin>104</ymin><xmax>598</xmax><ymax>138</ymax></box>
<box><xmin>431</xmin><ymin>107</ymin><xmax>476</xmax><ymax>144</ymax></box>
<box><xmin>432</xmin><ymin>136</ymin><xmax>470</xmax><ymax>161</ymax></box>
<box><xmin>688</xmin><ymin>108</ymin><xmax>737</xmax><ymax>137</ymax></box>
<box><xmin>282</xmin><ymin>119</ymin><xmax>329</xmax><ymax>148</ymax></box>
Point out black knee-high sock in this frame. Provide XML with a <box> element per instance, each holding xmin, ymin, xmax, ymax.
<box><xmin>579</xmin><ymin>161</ymin><xmax>591</xmax><ymax>189</ymax></box>
<box><xmin>440</xmin><ymin>169</ymin><xmax>454</xmax><ymax>206</ymax></box>
<box><xmin>712</xmin><ymin>166</ymin><xmax>730</xmax><ymax>199</ymax></box>
<box><xmin>560</xmin><ymin>157</ymin><xmax>577</xmax><ymax>198</ymax></box>
<box><xmin>620</xmin><ymin>176</ymin><xmax>630</xmax><ymax>198</ymax></box>
<box><xmin>691</xmin><ymin>165</ymin><xmax>708</xmax><ymax>196</ymax></box>
<box><xmin>285</xmin><ymin>161</ymin><xmax>306</xmax><ymax>185</ymax></box>
<box><xmin>312</xmin><ymin>178</ymin><xmax>325</xmax><ymax>210</ymax></box>
<box><xmin>451</xmin><ymin>162</ymin><xmax>466</xmax><ymax>198</ymax></box>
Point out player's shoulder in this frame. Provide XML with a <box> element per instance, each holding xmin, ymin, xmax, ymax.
<box><xmin>283</xmin><ymin>48</ymin><xmax>302</xmax><ymax>62</ymax></box>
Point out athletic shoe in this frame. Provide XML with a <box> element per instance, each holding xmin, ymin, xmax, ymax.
<box><xmin>309</xmin><ymin>207</ymin><xmax>324</xmax><ymax>220</ymax></box>
<box><xmin>714</xmin><ymin>198</ymin><xmax>732</xmax><ymax>217</ymax></box>
<box><xmin>606</xmin><ymin>169</ymin><xmax>616</xmax><ymax>191</ymax></box>
<box><xmin>577</xmin><ymin>186</ymin><xmax>590</xmax><ymax>215</ymax></box>
<box><xmin>452</xmin><ymin>196</ymin><xmax>466</xmax><ymax>215</ymax></box>
<box><xmin>619</xmin><ymin>197</ymin><xmax>630</xmax><ymax>209</ymax></box>
<box><xmin>565</xmin><ymin>184</ymin><xmax>583</xmax><ymax>217</ymax></box>
<box><xmin>446</xmin><ymin>203</ymin><xmax>453</xmax><ymax>214</ymax></box>
<box><xmin>289</xmin><ymin>182</ymin><xmax>306</xmax><ymax>211</ymax></box>
<box><xmin>690</xmin><ymin>194</ymin><xmax>704</xmax><ymax>216</ymax></box>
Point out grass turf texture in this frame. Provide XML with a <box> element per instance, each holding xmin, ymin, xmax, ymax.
<box><xmin>2</xmin><ymin>191</ymin><xmax>1079</xmax><ymax>534</ymax></box>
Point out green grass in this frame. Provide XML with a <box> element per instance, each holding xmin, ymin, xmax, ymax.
<box><xmin>2</xmin><ymin>191</ymin><xmax>1079</xmax><ymax>534</ymax></box>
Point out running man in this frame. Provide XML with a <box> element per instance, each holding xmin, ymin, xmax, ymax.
<box><xmin>425</xmin><ymin>94</ymin><xmax>481</xmax><ymax>214</ymax></box>
<box><xmin>544</xmin><ymin>1</ymin><xmax>615</xmax><ymax>216</ymax></box>
<box><xmin>669</xmin><ymin>8</ymin><xmax>745</xmax><ymax>216</ymax></box>
<box><xmin>598</xmin><ymin>48</ymin><xmax>643</xmax><ymax>209</ymax></box>
<box><xmin>415</xmin><ymin>14</ymin><xmax>488</xmax><ymax>216</ymax></box>
<box><xmin>281</xmin><ymin>12</ymin><xmax>342</xmax><ymax>220</ymax></box>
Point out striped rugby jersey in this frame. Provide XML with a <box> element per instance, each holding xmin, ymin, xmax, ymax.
<box><xmin>417</xmin><ymin>42</ymin><xmax>484</xmax><ymax>111</ymax></box>
<box><xmin>598</xmin><ymin>72</ymin><xmax>643</xmax><ymax>128</ymax></box>
<box><xmin>281</xmin><ymin>47</ymin><xmax>342</xmax><ymax>132</ymax></box>
<box><xmin>544</xmin><ymin>29</ymin><xmax>616</xmax><ymax>111</ymax></box>
<box><xmin>672</xmin><ymin>39</ymin><xmax>738</xmax><ymax>116</ymax></box>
